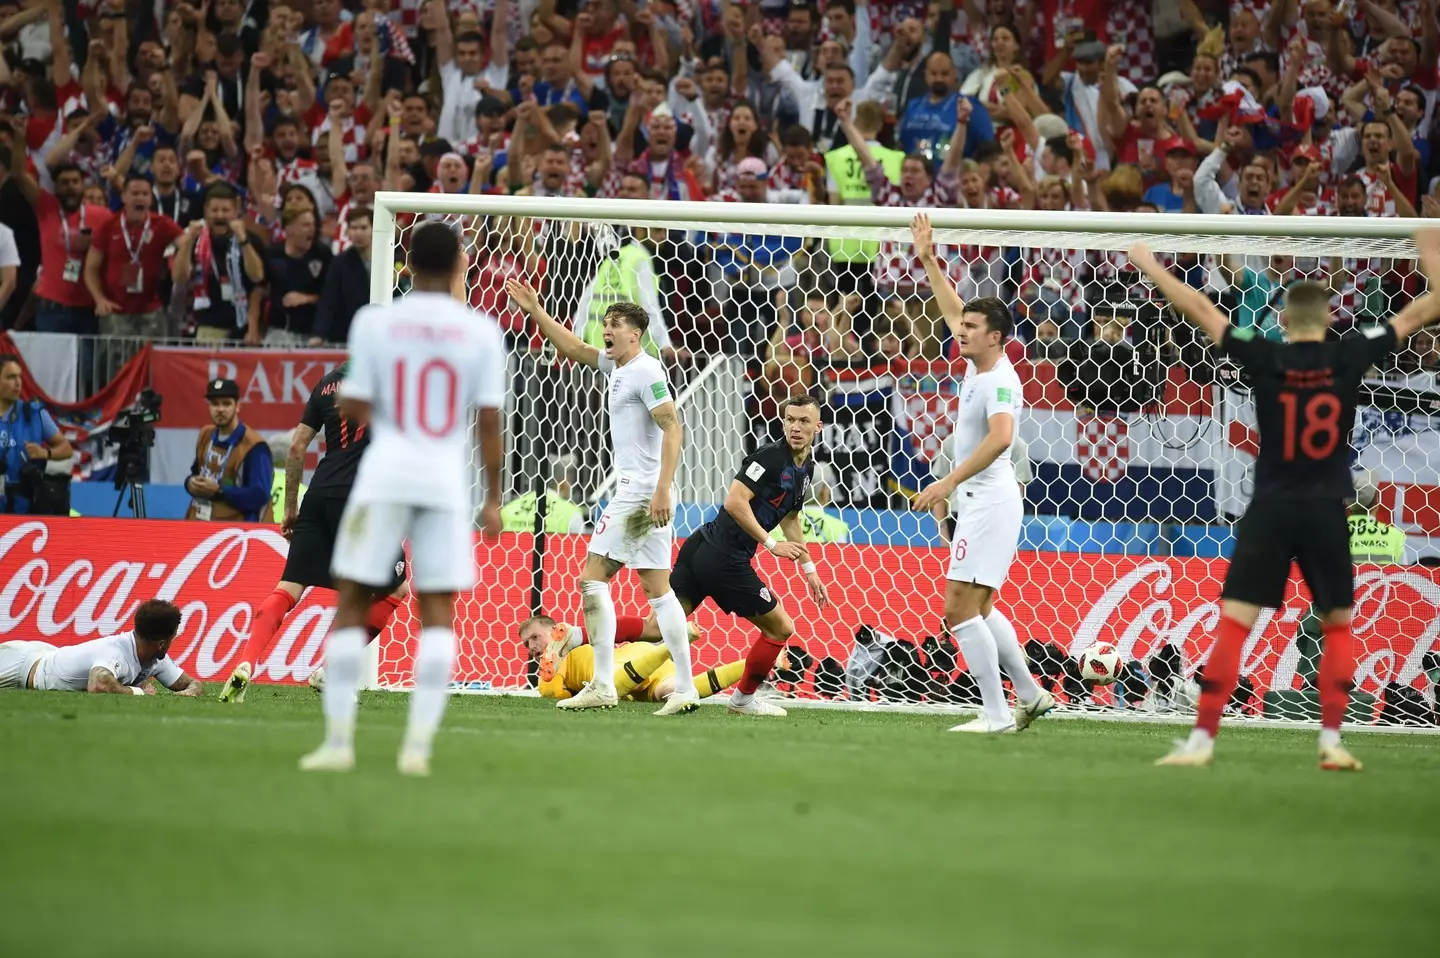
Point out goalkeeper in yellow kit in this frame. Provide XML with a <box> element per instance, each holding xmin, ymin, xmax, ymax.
<box><xmin>518</xmin><ymin>616</ymin><xmax>744</xmax><ymax>704</ymax></box>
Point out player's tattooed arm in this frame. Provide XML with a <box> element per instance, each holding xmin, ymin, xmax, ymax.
<box><xmin>1127</xmin><ymin>243</ymin><xmax>1229</xmax><ymax>344</ymax></box>
<box><xmin>165</xmin><ymin>674</ymin><xmax>204</xmax><ymax>697</ymax></box>
<box><xmin>86</xmin><ymin>667</ymin><xmax>141</xmax><ymax>696</ymax></box>
<box><xmin>649</xmin><ymin>403</ymin><xmax>683</xmax><ymax>527</ymax></box>
<box><xmin>285</xmin><ymin>424</ymin><xmax>317</xmax><ymax>520</ymax></box>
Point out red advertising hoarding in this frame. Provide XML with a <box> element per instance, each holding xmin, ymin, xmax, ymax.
<box><xmin>1</xmin><ymin>517</ymin><xmax>1436</xmax><ymax>699</ymax></box>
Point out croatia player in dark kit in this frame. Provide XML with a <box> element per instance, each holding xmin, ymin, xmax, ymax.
<box><xmin>1131</xmin><ymin>230</ymin><xmax>1440</xmax><ymax>770</ymax></box>
<box><xmin>668</xmin><ymin>395</ymin><xmax>830</xmax><ymax>716</ymax></box>
<box><xmin>218</xmin><ymin>361</ymin><xmax>409</xmax><ymax>703</ymax></box>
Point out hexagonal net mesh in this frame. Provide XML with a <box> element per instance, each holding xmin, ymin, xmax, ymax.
<box><xmin>374</xmin><ymin>196</ymin><xmax>1440</xmax><ymax>728</ymax></box>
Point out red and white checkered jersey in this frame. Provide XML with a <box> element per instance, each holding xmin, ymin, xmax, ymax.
<box><xmin>1018</xmin><ymin>245</ymin><xmax>1088</xmax><ymax>311</ymax></box>
<box><xmin>865</xmin><ymin>164</ymin><xmax>959</xmax><ymax>291</ymax></box>
<box><xmin>305</xmin><ymin>103</ymin><xmax>373</xmax><ymax>165</ymax></box>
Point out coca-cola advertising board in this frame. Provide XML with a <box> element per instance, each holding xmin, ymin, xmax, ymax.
<box><xmin>2</xmin><ymin>518</ymin><xmax>1437</xmax><ymax>698</ymax></box>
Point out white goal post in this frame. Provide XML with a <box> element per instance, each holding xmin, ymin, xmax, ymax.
<box><xmin>369</xmin><ymin>191</ymin><xmax>1440</xmax><ymax>730</ymax></box>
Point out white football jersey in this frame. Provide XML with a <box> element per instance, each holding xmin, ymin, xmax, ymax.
<box><xmin>342</xmin><ymin>292</ymin><xmax>507</xmax><ymax>508</ymax></box>
<box><xmin>950</xmin><ymin>356</ymin><xmax>1023</xmax><ymax>500</ymax></box>
<box><xmin>597</xmin><ymin>352</ymin><xmax>672</xmax><ymax>495</ymax></box>
<box><xmin>32</xmin><ymin>631</ymin><xmax>183</xmax><ymax>691</ymax></box>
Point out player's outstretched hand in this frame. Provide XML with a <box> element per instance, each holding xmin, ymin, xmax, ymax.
<box><xmin>911</xmin><ymin>213</ymin><xmax>934</xmax><ymax>262</ymax></box>
<box><xmin>1126</xmin><ymin>242</ymin><xmax>1158</xmax><ymax>273</ymax></box>
<box><xmin>805</xmin><ymin>572</ymin><xmax>828</xmax><ymax>609</ymax></box>
<box><xmin>648</xmin><ymin>488</ymin><xmax>673</xmax><ymax>528</ymax></box>
<box><xmin>913</xmin><ymin>481</ymin><xmax>952</xmax><ymax>513</ymax></box>
<box><xmin>769</xmin><ymin>540</ymin><xmax>806</xmax><ymax>561</ymax></box>
<box><xmin>478</xmin><ymin>501</ymin><xmax>502</xmax><ymax>539</ymax></box>
<box><xmin>505</xmin><ymin>277</ymin><xmax>540</xmax><ymax>314</ymax></box>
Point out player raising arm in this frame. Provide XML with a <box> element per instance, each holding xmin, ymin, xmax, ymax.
<box><xmin>300</xmin><ymin>223</ymin><xmax>505</xmax><ymax>777</ymax></box>
<box><xmin>0</xmin><ymin>600</ymin><xmax>202</xmax><ymax>696</ymax></box>
<box><xmin>909</xmin><ymin>213</ymin><xmax>1053</xmax><ymax>734</ymax></box>
<box><xmin>1130</xmin><ymin>230</ymin><xmax>1440</xmax><ymax>770</ymax></box>
<box><xmin>505</xmin><ymin>278</ymin><xmax>699</xmax><ymax>716</ymax></box>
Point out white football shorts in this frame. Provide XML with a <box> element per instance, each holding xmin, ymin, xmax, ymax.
<box><xmin>945</xmin><ymin>493</ymin><xmax>1023</xmax><ymax>590</ymax></box>
<box><xmin>0</xmin><ymin>640</ymin><xmax>56</xmax><ymax>690</ymax></box>
<box><xmin>589</xmin><ymin>482</ymin><xmax>675</xmax><ymax>570</ymax></box>
<box><xmin>331</xmin><ymin>500</ymin><xmax>473</xmax><ymax>594</ymax></box>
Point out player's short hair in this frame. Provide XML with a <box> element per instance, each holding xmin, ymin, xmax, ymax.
<box><xmin>50</xmin><ymin>161</ymin><xmax>84</xmax><ymax>182</ymax></box>
<box><xmin>1283</xmin><ymin>280</ymin><xmax>1331</xmax><ymax>331</ymax></box>
<box><xmin>964</xmin><ymin>296</ymin><xmax>1014</xmax><ymax>340</ymax></box>
<box><xmin>518</xmin><ymin>615</ymin><xmax>556</xmax><ymax>636</ymax></box>
<box><xmin>0</xmin><ymin>352</ymin><xmax>20</xmax><ymax>372</ymax></box>
<box><xmin>346</xmin><ymin>205</ymin><xmax>373</xmax><ymax>226</ymax></box>
<box><xmin>780</xmin><ymin>124</ymin><xmax>813</xmax><ymax>149</ymax></box>
<box><xmin>455</xmin><ymin>31</ymin><xmax>485</xmax><ymax>47</ymax></box>
<box><xmin>408</xmin><ymin>221</ymin><xmax>462</xmax><ymax>278</ymax></box>
<box><xmin>604</xmin><ymin>301</ymin><xmax>649</xmax><ymax>332</ymax></box>
<box><xmin>203</xmin><ymin>181</ymin><xmax>240</xmax><ymax>208</ymax></box>
<box><xmin>779</xmin><ymin>394</ymin><xmax>822</xmax><ymax>418</ymax></box>
<box><xmin>134</xmin><ymin>599</ymin><xmax>182</xmax><ymax>643</ymax></box>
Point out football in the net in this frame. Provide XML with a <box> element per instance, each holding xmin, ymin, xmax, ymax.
<box><xmin>1079</xmin><ymin>643</ymin><xmax>1122</xmax><ymax>686</ymax></box>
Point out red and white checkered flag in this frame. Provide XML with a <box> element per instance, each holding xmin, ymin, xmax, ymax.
<box><xmin>1076</xmin><ymin>415</ymin><xmax>1131</xmax><ymax>484</ymax></box>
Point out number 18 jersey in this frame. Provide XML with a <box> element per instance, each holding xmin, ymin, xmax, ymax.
<box><xmin>341</xmin><ymin>291</ymin><xmax>507</xmax><ymax>508</ymax></box>
<box><xmin>1222</xmin><ymin>324</ymin><xmax>1397</xmax><ymax>499</ymax></box>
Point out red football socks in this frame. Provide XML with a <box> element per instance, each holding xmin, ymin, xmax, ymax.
<box><xmin>243</xmin><ymin>588</ymin><xmax>298</xmax><ymax>668</ymax></box>
<box><xmin>1318</xmin><ymin>621</ymin><xmax>1356</xmax><ymax>732</ymax></box>
<box><xmin>364</xmin><ymin>594</ymin><xmax>404</xmax><ymax>639</ymax></box>
<box><xmin>579</xmin><ymin>615</ymin><xmax>645</xmax><ymax>645</ymax></box>
<box><xmin>737</xmin><ymin>634</ymin><xmax>786</xmax><ymax>695</ymax></box>
<box><xmin>1195</xmin><ymin>616</ymin><xmax>1249</xmax><ymax>736</ymax></box>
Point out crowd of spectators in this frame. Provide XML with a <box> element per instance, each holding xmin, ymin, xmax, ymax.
<box><xmin>0</xmin><ymin>0</ymin><xmax>1438</xmax><ymax>388</ymax></box>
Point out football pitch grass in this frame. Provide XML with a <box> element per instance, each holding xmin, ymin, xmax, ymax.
<box><xmin>2</xmin><ymin>688</ymin><xmax>1437</xmax><ymax>958</ymax></box>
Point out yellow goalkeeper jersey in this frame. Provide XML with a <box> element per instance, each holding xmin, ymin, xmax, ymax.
<box><xmin>538</xmin><ymin>643</ymin><xmax>667</xmax><ymax>700</ymax></box>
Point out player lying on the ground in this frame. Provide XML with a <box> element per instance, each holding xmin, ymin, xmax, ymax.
<box><xmin>0</xmin><ymin>599</ymin><xmax>202</xmax><ymax>696</ymax></box>
<box><xmin>221</xmin><ymin>358</ymin><xmax>409</xmax><ymax>704</ymax></box>
<box><xmin>300</xmin><ymin>222</ymin><xmax>505</xmax><ymax>777</ymax></box>
<box><xmin>517</xmin><ymin>613</ymin><xmax>699</xmax><ymax>661</ymax></box>
<box><xmin>506</xmin><ymin>277</ymin><xmax>701</xmax><ymax>716</ymax></box>
<box><xmin>522</xmin><ymin>623</ymin><xmax>743</xmax><ymax>703</ymax></box>
<box><xmin>1133</xmin><ymin>228</ymin><xmax>1440</xmax><ymax>770</ymax></box>
<box><xmin>910</xmin><ymin>213</ymin><xmax>1055</xmax><ymax>734</ymax></box>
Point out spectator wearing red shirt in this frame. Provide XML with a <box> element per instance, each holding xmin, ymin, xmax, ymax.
<box><xmin>83</xmin><ymin>175</ymin><xmax>184</xmax><ymax>340</ymax></box>
<box><xmin>32</xmin><ymin>163</ymin><xmax>113</xmax><ymax>335</ymax></box>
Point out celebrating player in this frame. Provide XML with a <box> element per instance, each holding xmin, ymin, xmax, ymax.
<box><xmin>505</xmin><ymin>278</ymin><xmax>699</xmax><ymax>716</ymax></box>
<box><xmin>219</xmin><ymin>361</ymin><xmax>409</xmax><ymax>704</ymax></box>
<box><xmin>299</xmin><ymin>222</ymin><xmax>506</xmax><ymax>777</ymax></box>
<box><xmin>667</xmin><ymin>395</ymin><xmax>830</xmax><ymax>717</ymax></box>
<box><xmin>0</xmin><ymin>600</ymin><xmax>203</xmax><ymax>696</ymax></box>
<box><xmin>1132</xmin><ymin>230</ymin><xmax>1440</xmax><ymax>770</ymax></box>
<box><xmin>910</xmin><ymin>213</ymin><xmax>1055</xmax><ymax>734</ymax></box>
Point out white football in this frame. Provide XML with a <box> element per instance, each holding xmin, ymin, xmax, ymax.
<box><xmin>1079</xmin><ymin>643</ymin><xmax>1122</xmax><ymax>686</ymax></box>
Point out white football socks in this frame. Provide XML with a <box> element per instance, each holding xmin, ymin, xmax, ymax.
<box><xmin>1319</xmin><ymin>728</ymin><xmax>1342</xmax><ymax>750</ymax></box>
<box><xmin>321</xmin><ymin>626</ymin><xmax>365</xmax><ymax>750</ymax></box>
<box><xmin>985</xmin><ymin>608</ymin><xmax>1042</xmax><ymax>704</ymax></box>
<box><xmin>952</xmin><ymin>616</ymin><xmax>1011</xmax><ymax>726</ymax></box>
<box><xmin>403</xmin><ymin>627</ymin><xmax>456</xmax><ymax>758</ymax></box>
<box><xmin>582</xmin><ymin>580</ymin><xmax>617</xmax><ymax>692</ymax></box>
<box><xmin>650</xmin><ymin>590</ymin><xmax>695</xmax><ymax>695</ymax></box>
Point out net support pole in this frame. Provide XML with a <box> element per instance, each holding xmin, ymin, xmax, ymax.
<box><xmin>526</xmin><ymin>478</ymin><xmax>547</xmax><ymax>689</ymax></box>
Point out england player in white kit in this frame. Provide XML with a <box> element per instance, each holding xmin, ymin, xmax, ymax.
<box><xmin>505</xmin><ymin>277</ymin><xmax>699</xmax><ymax>716</ymax></box>
<box><xmin>300</xmin><ymin>222</ymin><xmax>506</xmax><ymax>777</ymax></box>
<box><xmin>0</xmin><ymin>599</ymin><xmax>202</xmax><ymax>696</ymax></box>
<box><xmin>911</xmin><ymin>214</ymin><xmax>1054</xmax><ymax>734</ymax></box>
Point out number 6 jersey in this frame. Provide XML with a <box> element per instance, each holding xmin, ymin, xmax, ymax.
<box><xmin>341</xmin><ymin>291</ymin><xmax>507</xmax><ymax>508</ymax></box>
<box><xmin>1222</xmin><ymin>323</ymin><xmax>1398</xmax><ymax>499</ymax></box>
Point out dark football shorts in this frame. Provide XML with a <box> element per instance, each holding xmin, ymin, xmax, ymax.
<box><xmin>1221</xmin><ymin>496</ymin><xmax>1353</xmax><ymax>612</ymax></box>
<box><xmin>282</xmin><ymin>493</ymin><xmax>408</xmax><ymax>591</ymax></box>
<box><xmin>670</xmin><ymin>535</ymin><xmax>778</xmax><ymax>618</ymax></box>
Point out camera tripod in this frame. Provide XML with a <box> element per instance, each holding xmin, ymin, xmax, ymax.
<box><xmin>113</xmin><ymin>481</ymin><xmax>147</xmax><ymax>519</ymax></box>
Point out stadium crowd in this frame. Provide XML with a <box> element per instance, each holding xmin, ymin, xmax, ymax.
<box><xmin>0</xmin><ymin>0</ymin><xmax>1438</xmax><ymax>374</ymax></box>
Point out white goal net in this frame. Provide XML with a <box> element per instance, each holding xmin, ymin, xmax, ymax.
<box><xmin>372</xmin><ymin>194</ymin><xmax>1440</xmax><ymax>729</ymax></box>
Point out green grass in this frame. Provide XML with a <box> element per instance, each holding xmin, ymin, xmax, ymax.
<box><xmin>2</xmin><ymin>688</ymin><xmax>1438</xmax><ymax>958</ymax></box>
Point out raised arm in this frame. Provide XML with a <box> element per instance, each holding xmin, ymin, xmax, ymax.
<box><xmin>244</xmin><ymin>53</ymin><xmax>267</xmax><ymax>154</ymax></box>
<box><xmin>45</xmin><ymin>114</ymin><xmax>101</xmax><ymax>170</ymax></box>
<box><xmin>172</xmin><ymin>221</ymin><xmax>202</xmax><ymax>285</ymax></box>
<box><xmin>1389</xmin><ymin>229</ymin><xmax>1440</xmax><ymax>341</ymax></box>
<box><xmin>505</xmin><ymin>277</ymin><xmax>600</xmax><ymax>367</ymax></box>
<box><xmin>1097</xmin><ymin>45</ymin><xmax>1130</xmax><ymax>147</ymax></box>
<box><xmin>835</xmin><ymin>98</ymin><xmax>878</xmax><ymax>171</ymax></box>
<box><xmin>6</xmin><ymin>115</ymin><xmax>36</xmax><ymax>203</ymax></box>
<box><xmin>432</xmin><ymin>0</ymin><xmax>455</xmax><ymax>67</ymax></box>
<box><xmin>911</xmin><ymin>214</ymin><xmax>965</xmax><ymax>336</ymax></box>
<box><xmin>49</xmin><ymin>0</ymin><xmax>73</xmax><ymax>85</ymax></box>
<box><xmin>1129</xmin><ymin>242</ymin><xmax>1229</xmax><ymax>343</ymax></box>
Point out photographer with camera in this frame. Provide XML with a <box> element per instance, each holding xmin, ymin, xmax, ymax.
<box><xmin>183</xmin><ymin>379</ymin><xmax>273</xmax><ymax>523</ymax></box>
<box><xmin>0</xmin><ymin>355</ymin><xmax>73</xmax><ymax>515</ymax></box>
